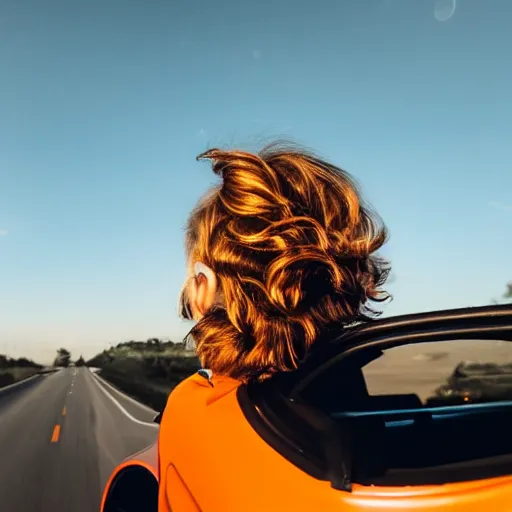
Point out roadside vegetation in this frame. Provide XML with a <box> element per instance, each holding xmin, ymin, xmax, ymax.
<box><xmin>53</xmin><ymin>348</ymin><xmax>72</xmax><ymax>367</ymax></box>
<box><xmin>0</xmin><ymin>355</ymin><xmax>43</xmax><ymax>389</ymax></box>
<box><xmin>491</xmin><ymin>281</ymin><xmax>512</xmax><ymax>305</ymax></box>
<box><xmin>86</xmin><ymin>339</ymin><xmax>200</xmax><ymax>411</ymax></box>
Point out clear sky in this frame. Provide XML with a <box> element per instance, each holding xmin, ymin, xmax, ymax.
<box><xmin>0</xmin><ymin>0</ymin><xmax>510</xmax><ymax>364</ymax></box>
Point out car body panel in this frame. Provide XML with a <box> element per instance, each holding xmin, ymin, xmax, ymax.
<box><xmin>101</xmin><ymin>304</ymin><xmax>512</xmax><ymax>512</ymax></box>
<box><xmin>158</xmin><ymin>371</ymin><xmax>512</xmax><ymax>511</ymax></box>
<box><xmin>100</xmin><ymin>442</ymin><xmax>158</xmax><ymax>512</ymax></box>
<box><xmin>158</xmin><ymin>373</ymin><xmax>353</xmax><ymax>511</ymax></box>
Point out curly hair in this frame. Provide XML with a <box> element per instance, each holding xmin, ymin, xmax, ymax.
<box><xmin>182</xmin><ymin>143</ymin><xmax>391</xmax><ymax>383</ymax></box>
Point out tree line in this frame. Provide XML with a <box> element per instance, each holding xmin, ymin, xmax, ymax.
<box><xmin>0</xmin><ymin>354</ymin><xmax>42</xmax><ymax>370</ymax></box>
<box><xmin>52</xmin><ymin>348</ymin><xmax>85</xmax><ymax>368</ymax></box>
<box><xmin>491</xmin><ymin>281</ymin><xmax>512</xmax><ymax>305</ymax></box>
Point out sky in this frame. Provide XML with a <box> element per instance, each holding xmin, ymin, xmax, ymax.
<box><xmin>0</xmin><ymin>0</ymin><xmax>511</xmax><ymax>364</ymax></box>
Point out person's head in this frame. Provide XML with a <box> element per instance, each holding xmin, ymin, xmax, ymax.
<box><xmin>180</xmin><ymin>143</ymin><xmax>391</xmax><ymax>383</ymax></box>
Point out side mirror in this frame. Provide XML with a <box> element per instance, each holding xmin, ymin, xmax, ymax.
<box><xmin>153</xmin><ymin>411</ymin><xmax>163</xmax><ymax>424</ymax></box>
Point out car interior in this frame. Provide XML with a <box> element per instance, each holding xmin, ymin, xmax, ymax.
<box><xmin>298</xmin><ymin>343</ymin><xmax>512</xmax><ymax>487</ymax></box>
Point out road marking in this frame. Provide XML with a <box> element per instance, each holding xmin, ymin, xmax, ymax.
<box><xmin>51</xmin><ymin>424</ymin><xmax>61</xmax><ymax>443</ymax></box>
<box><xmin>93</xmin><ymin>372</ymin><xmax>158</xmax><ymax>414</ymax></box>
<box><xmin>89</xmin><ymin>372</ymin><xmax>158</xmax><ymax>428</ymax></box>
<box><xmin>62</xmin><ymin>406</ymin><xmax>66</xmax><ymax>416</ymax></box>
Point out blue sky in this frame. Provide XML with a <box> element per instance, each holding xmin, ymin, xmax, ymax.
<box><xmin>0</xmin><ymin>0</ymin><xmax>511</xmax><ymax>363</ymax></box>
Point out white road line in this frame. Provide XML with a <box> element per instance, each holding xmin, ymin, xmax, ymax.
<box><xmin>93</xmin><ymin>372</ymin><xmax>158</xmax><ymax>414</ymax></box>
<box><xmin>89</xmin><ymin>371</ymin><xmax>158</xmax><ymax>428</ymax></box>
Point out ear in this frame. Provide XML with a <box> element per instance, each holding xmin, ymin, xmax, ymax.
<box><xmin>190</xmin><ymin>262</ymin><xmax>218</xmax><ymax>320</ymax></box>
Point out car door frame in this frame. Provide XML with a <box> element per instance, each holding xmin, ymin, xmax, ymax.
<box><xmin>236</xmin><ymin>304</ymin><xmax>512</xmax><ymax>491</ymax></box>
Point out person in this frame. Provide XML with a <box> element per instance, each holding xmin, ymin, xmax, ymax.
<box><xmin>157</xmin><ymin>143</ymin><xmax>391</xmax><ymax>511</ymax></box>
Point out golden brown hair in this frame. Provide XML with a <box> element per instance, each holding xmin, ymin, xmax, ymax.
<box><xmin>183</xmin><ymin>143</ymin><xmax>390</xmax><ymax>382</ymax></box>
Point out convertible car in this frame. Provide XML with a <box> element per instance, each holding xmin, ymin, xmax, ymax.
<box><xmin>101</xmin><ymin>303</ymin><xmax>512</xmax><ymax>512</ymax></box>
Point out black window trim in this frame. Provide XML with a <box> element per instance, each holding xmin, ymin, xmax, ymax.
<box><xmin>292</xmin><ymin>323</ymin><xmax>512</xmax><ymax>397</ymax></box>
<box><xmin>236</xmin><ymin>384</ymin><xmax>331</xmax><ymax>482</ymax></box>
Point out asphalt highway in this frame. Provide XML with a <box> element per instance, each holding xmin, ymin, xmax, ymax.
<box><xmin>0</xmin><ymin>367</ymin><xmax>159</xmax><ymax>512</ymax></box>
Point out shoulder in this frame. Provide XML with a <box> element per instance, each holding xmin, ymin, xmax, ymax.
<box><xmin>163</xmin><ymin>370</ymin><xmax>241</xmax><ymax>416</ymax></box>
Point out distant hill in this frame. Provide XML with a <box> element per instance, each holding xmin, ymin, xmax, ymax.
<box><xmin>86</xmin><ymin>338</ymin><xmax>200</xmax><ymax>411</ymax></box>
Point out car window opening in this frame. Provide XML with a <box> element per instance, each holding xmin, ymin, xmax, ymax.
<box><xmin>239</xmin><ymin>335</ymin><xmax>512</xmax><ymax>490</ymax></box>
<box><xmin>297</xmin><ymin>338</ymin><xmax>512</xmax><ymax>487</ymax></box>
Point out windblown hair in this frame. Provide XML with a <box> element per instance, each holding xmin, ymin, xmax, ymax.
<box><xmin>184</xmin><ymin>143</ymin><xmax>391</xmax><ymax>383</ymax></box>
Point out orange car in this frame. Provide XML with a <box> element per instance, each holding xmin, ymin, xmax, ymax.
<box><xmin>101</xmin><ymin>303</ymin><xmax>512</xmax><ymax>512</ymax></box>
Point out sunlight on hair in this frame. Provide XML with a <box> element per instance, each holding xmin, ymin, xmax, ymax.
<box><xmin>184</xmin><ymin>143</ymin><xmax>391</xmax><ymax>382</ymax></box>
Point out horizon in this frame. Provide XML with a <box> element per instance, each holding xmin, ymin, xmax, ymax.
<box><xmin>5</xmin><ymin>302</ymin><xmax>512</xmax><ymax>367</ymax></box>
<box><xmin>1</xmin><ymin>0</ymin><xmax>511</xmax><ymax>365</ymax></box>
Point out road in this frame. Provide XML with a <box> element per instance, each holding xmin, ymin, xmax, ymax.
<box><xmin>0</xmin><ymin>367</ymin><xmax>159</xmax><ymax>512</ymax></box>
<box><xmin>1</xmin><ymin>340</ymin><xmax>508</xmax><ymax>511</ymax></box>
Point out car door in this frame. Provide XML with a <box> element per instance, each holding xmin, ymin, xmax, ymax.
<box><xmin>238</xmin><ymin>304</ymin><xmax>512</xmax><ymax>510</ymax></box>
